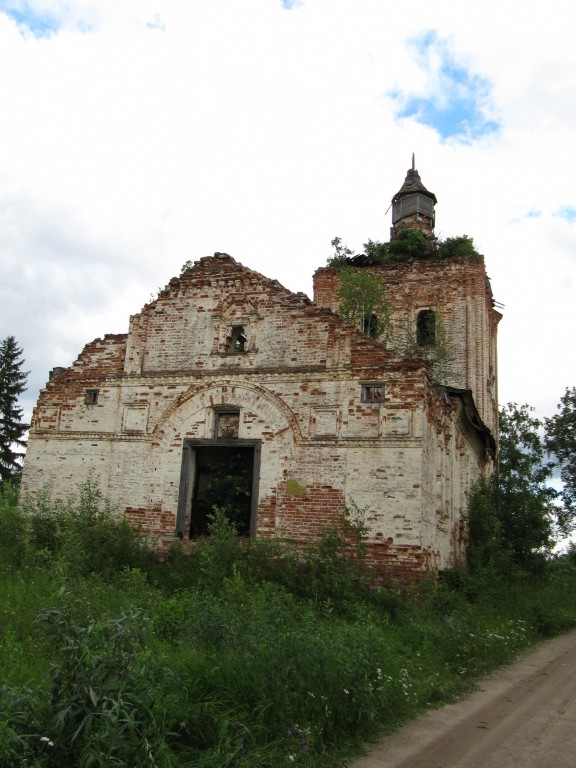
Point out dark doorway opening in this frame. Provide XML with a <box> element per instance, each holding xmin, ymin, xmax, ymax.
<box><xmin>189</xmin><ymin>445</ymin><xmax>255</xmax><ymax>537</ymax></box>
<box><xmin>176</xmin><ymin>439</ymin><xmax>261</xmax><ymax>540</ymax></box>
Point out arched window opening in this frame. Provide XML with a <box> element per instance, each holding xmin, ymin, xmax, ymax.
<box><xmin>416</xmin><ymin>309</ymin><xmax>436</xmax><ymax>347</ymax></box>
<box><xmin>361</xmin><ymin>314</ymin><xmax>379</xmax><ymax>339</ymax></box>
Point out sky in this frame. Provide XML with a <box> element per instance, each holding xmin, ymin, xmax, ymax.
<box><xmin>0</xmin><ymin>0</ymin><xmax>575</xmax><ymax>428</ymax></box>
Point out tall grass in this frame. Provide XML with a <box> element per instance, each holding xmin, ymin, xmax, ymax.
<box><xmin>1</xmin><ymin>479</ymin><xmax>576</xmax><ymax>766</ymax></box>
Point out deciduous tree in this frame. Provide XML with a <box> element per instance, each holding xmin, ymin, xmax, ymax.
<box><xmin>496</xmin><ymin>403</ymin><xmax>557</xmax><ymax>565</ymax></box>
<box><xmin>545</xmin><ymin>386</ymin><xmax>576</xmax><ymax>532</ymax></box>
<box><xmin>336</xmin><ymin>267</ymin><xmax>393</xmax><ymax>342</ymax></box>
<box><xmin>469</xmin><ymin>401</ymin><xmax>576</xmax><ymax>572</ymax></box>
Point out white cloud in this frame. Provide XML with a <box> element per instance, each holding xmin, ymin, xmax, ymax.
<box><xmin>389</xmin><ymin>31</ymin><xmax>500</xmax><ymax>141</ymax></box>
<box><xmin>0</xmin><ymin>0</ymin><xmax>575</xmax><ymax>425</ymax></box>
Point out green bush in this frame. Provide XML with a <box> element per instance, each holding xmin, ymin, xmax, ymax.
<box><xmin>0</xmin><ymin>684</ymin><xmax>47</xmax><ymax>767</ymax></box>
<box><xmin>363</xmin><ymin>238</ymin><xmax>391</xmax><ymax>263</ymax></box>
<box><xmin>58</xmin><ymin>476</ymin><xmax>154</xmax><ymax>578</ymax></box>
<box><xmin>436</xmin><ymin>235</ymin><xmax>477</xmax><ymax>258</ymax></box>
<box><xmin>22</xmin><ymin>485</ymin><xmax>68</xmax><ymax>561</ymax></box>
<box><xmin>333</xmin><ymin>232</ymin><xmax>479</xmax><ymax>267</ymax></box>
<box><xmin>3</xmin><ymin>476</ymin><xmax>157</xmax><ymax>579</ymax></box>
<box><xmin>190</xmin><ymin>507</ymin><xmax>247</xmax><ymax>590</ymax></box>
<box><xmin>36</xmin><ymin>593</ymin><xmax>174</xmax><ymax>767</ymax></box>
<box><xmin>388</xmin><ymin>228</ymin><xmax>431</xmax><ymax>259</ymax></box>
<box><xmin>0</xmin><ymin>483</ymin><xmax>27</xmax><ymax>568</ymax></box>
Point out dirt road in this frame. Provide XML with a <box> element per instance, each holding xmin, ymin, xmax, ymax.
<box><xmin>352</xmin><ymin>627</ymin><xmax>576</xmax><ymax>768</ymax></box>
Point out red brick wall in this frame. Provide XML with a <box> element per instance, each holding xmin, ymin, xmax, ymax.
<box><xmin>22</xmin><ymin>254</ymin><xmax>493</xmax><ymax>580</ymax></box>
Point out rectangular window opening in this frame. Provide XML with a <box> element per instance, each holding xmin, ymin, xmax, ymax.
<box><xmin>361</xmin><ymin>382</ymin><xmax>385</xmax><ymax>403</ymax></box>
<box><xmin>214</xmin><ymin>408</ymin><xmax>240</xmax><ymax>439</ymax></box>
<box><xmin>84</xmin><ymin>389</ymin><xmax>99</xmax><ymax>405</ymax></box>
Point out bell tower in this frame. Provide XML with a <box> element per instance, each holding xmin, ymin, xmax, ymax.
<box><xmin>313</xmin><ymin>159</ymin><xmax>501</xmax><ymax>437</ymax></box>
<box><xmin>391</xmin><ymin>154</ymin><xmax>437</xmax><ymax>239</ymax></box>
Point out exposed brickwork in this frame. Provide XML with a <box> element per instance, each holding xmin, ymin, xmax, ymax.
<box><xmin>313</xmin><ymin>255</ymin><xmax>501</xmax><ymax>436</ymax></box>
<box><xmin>22</xmin><ymin>251</ymin><xmax>497</xmax><ymax>580</ymax></box>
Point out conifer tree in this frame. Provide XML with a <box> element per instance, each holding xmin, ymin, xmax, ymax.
<box><xmin>0</xmin><ymin>336</ymin><xmax>29</xmax><ymax>484</ymax></box>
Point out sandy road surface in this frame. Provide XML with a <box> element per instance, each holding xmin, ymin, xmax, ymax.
<box><xmin>352</xmin><ymin>627</ymin><xmax>576</xmax><ymax>768</ymax></box>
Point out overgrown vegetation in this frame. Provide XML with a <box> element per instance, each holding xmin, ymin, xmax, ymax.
<box><xmin>336</xmin><ymin>267</ymin><xmax>394</xmax><ymax>343</ymax></box>
<box><xmin>1</xmin><ymin>473</ymin><xmax>576</xmax><ymax>767</ymax></box>
<box><xmin>327</xmin><ymin>231</ymin><xmax>478</xmax><ymax>267</ymax></box>
<box><xmin>393</xmin><ymin>309</ymin><xmax>457</xmax><ymax>386</ymax></box>
<box><xmin>334</xmin><ymin>265</ymin><xmax>456</xmax><ymax>384</ymax></box>
<box><xmin>327</xmin><ymin>234</ymin><xmax>472</xmax><ymax>385</ymax></box>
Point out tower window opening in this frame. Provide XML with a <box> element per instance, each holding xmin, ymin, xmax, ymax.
<box><xmin>229</xmin><ymin>325</ymin><xmax>247</xmax><ymax>353</ymax></box>
<box><xmin>416</xmin><ymin>309</ymin><xmax>436</xmax><ymax>347</ymax></box>
<box><xmin>361</xmin><ymin>314</ymin><xmax>379</xmax><ymax>339</ymax></box>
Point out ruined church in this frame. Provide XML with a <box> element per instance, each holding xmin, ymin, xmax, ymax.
<box><xmin>22</xmin><ymin>163</ymin><xmax>501</xmax><ymax>578</ymax></box>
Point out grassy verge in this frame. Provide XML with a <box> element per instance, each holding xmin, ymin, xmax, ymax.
<box><xmin>1</xmin><ymin>480</ymin><xmax>576</xmax><ymax>767</ymax></box>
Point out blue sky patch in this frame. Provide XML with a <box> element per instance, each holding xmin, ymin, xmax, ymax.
<box><xmin>511</xmin><ymin>209</ymin><xmax>542</xmax><ymax>224</ymax></box>
<box><xmin>0</xmin><ymin>1</ymin><xmax>61</xmax><ymax>37</ymax></box>
<box><xmin>281</xmin><ymin>0</ymin><xmax>300</xmax><ymax>9</ymax></box>
<box><xmin>554</xmin><ymin>206</ymin><xmax>576</xmax><ymax>223</ymax></box>
<box><xmin>146</xmin><ymin>14</ymin><xmax>166</xmax><ymax>32</ymax></box>
<box><xmin>391</xmin><ymin>31</ymin><xmax>499</xmax><ymax>141</ymax></box>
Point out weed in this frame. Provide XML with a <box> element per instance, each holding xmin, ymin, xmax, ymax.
<box><xmin>35</xmin><ymin>592</ymin><xmax>173</xmax><ymax>767</ymax></box>
<box><xmin>1</xmin><ymin>482</ymin><xmax>576</xmax><ymax>766</ymax></box>
<box><xmin>0</xmin><ymin>482</ymin><xmax>27</xmax><ymax>567</ymax></box>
